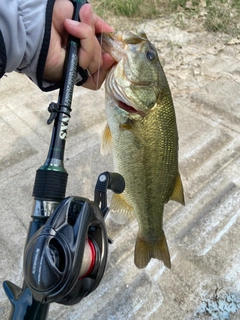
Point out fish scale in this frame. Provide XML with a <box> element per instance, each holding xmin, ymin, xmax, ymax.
<box><xmin>100</xmin><ymin>31</ymin><xmax>185</xmax><ymax>269</ymax></box>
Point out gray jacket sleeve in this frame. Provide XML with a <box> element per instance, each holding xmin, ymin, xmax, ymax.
<box><xmin>0</xmin><ymin>0</ymin><xmax>57</xmax><ymax>91</ymax></box>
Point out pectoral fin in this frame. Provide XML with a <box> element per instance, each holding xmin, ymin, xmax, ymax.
<box><xmin>119</xmin><ymin>119</ymin><xmax>134</xmax><ymax>131</ymax></box>
<box><xmin>110</xmin><ymin>193</ymin><xmax>134</xmax><ymax>224</ymax></box>
<box><xmin>120</xmin><ymin>119</ymin><xmax>147</xmax><ymax>146</ymax></box>
<box><xmin>170</xmin><ymin>172</ymin><xmax>185</xmax><ymax>205</ymax></box>
<box><xmin>101</xmin><ymin>123</ymin><xmax>112</xmax><ymax>155</ymax></box>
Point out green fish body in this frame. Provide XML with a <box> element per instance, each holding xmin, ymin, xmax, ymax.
<box><xmin>101</xmin><ymin>31</ymin><xmax>184</xmax><ymax>269</ymax></box>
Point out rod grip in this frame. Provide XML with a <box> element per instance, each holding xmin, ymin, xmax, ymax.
<box><xmin>32</xmin><ymin>169</ymin><xmax>68</xmax><ymax>200</ymax></box>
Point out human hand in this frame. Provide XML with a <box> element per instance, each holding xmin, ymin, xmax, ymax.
<box><xmin>43</xmin><ymin>1</ymin><xmax>115</xmax><ymax>90</ymax></box>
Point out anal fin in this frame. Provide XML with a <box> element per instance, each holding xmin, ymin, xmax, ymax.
<box><xmin>170</xmin><ymin>172</ymin><xmax>185</xmax><ymax>205</ymax></box>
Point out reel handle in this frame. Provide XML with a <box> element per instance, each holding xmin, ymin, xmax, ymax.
<box><xmin>95</xmin><ymin>172</ymin><xmax>125</xmax><ymax>215</ymax></box>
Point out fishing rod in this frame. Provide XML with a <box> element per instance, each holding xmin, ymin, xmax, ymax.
<box><xmin>3</xmin><ymin>1</ymin><xmax>125</xmax><ymax>319</ymax></box>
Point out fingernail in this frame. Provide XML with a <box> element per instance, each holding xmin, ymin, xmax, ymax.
<box><xmin>66</xmin><ymin>19</ymin><xmax>80</xmax><ymax>26</ymax></box>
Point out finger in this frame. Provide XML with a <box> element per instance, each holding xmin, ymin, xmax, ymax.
<box><xmin>93</xmin><ymin>14</ymin><xmax>114</xmax><ymax>34</ymax></box>
<box><xmin>64</xmin><ymin>20</ymin><xmax>102</xmax><ymax>72</ymax></box>
<box><xmin>44</xmin><ymin>26</ymin><xmax>66</xmax><ymax>82</ymax></box>
<box><xmin>80</xmin><ymin>4</ymin><xmax>113</xmax><ymax>33</ymax></box>
<box><xmin>52</xmin><ymin>0</ymin><xmax>73</xmax><ymax>42</ymax></box>
<box><xmin>79</xmin><ymin>35</ymin><xmax>103</xmax><ymax>74</ymax></box>
<box><xmin>82</xmin><ymin>52</ymin><xmax>115</xmax><ymax>90</ymax></box>
<box><xmin>78</xmin><ymin>5</ymin><xmax>105</xmax><ymax>74</ymax></box>
<box><xmin>79</xmin><ymin>4</ymin><xmax>94</xmax><ymax>29</ymax></box>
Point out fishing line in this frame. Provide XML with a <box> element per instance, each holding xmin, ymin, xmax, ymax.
<box><xmin>94</xmin><ymin>0</ymin><xmax>107</xmax><ymax>90</ymax></box>
<box><xmin>95</xmin><ymin>38</ymin><xmax>102</xmax><ymax>90</ymax></box>
<box><xmin>75</xmin><ymin>1</ymin><xmax>109</xmax><ymax>196</ymax></box>
<box><xmin>88</xmin><ymin>0</ymin><xmax>108</xmax><ymax>188</ymax></box>
<box><xmin>88</xmin><ymin>140</ymin><xmax>94</xmax><ymax>194</ymax></box>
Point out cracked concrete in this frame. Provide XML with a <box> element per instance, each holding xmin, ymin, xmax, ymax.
<box><xmin>1</xmin><ymin>17</ymin><xmax>240</xmax><ymax>319</ymax></box>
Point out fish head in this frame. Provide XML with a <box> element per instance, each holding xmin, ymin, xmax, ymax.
<box><xmin>100</xmin><ymin>31</ymin><xmax>168</xmax><ymax>118</ymax></box>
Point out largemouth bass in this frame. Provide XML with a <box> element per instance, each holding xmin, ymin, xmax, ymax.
<box><xmin>100</xmin><ymin>31</ymin><xmax>184</xmax><ymax>269</ymax></box>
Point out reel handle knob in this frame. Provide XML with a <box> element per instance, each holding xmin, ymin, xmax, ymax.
<box><xmin>107</xmin><ymin>172</ymin><xmax>125</xmax><ymax>194</ymax></box>
<box><xmin>94</xmin><ymin>172</ymin><xmax>125</xmax><ymax>215</ymax></box>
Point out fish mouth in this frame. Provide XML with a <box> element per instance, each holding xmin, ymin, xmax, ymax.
<box><xmin>97</xmin><ymin>32</ymin><xmax>125</xmax><ymax>62</ymax></box>
<box><xmin>118</xmin><ymin>101</ymin><xmax>142</xmax><ymax>115</ymax></box>
<box><xmin>99</xmin><ymin>33</ymin><xmax>149</xmax><ymax>117</ymax></box>
<box><xmin>115</xmin><ymin>94</ymin><xmax>146</xmax><ymax>117</ymax></box>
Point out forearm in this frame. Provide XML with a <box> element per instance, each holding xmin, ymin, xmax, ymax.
<box><xmin>0</xmin><ymin>0</ymin><xmax>55</xmax><ymax>89</ymax></box>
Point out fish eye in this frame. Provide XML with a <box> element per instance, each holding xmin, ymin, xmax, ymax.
<box><xmin>146</xmin><ymin>50</ymin><xmax>156</xmax><ymax>61</ymax></box>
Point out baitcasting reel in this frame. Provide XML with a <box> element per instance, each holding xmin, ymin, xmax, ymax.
<box><xmin>23</xmin><ymin>172</ymin><xmax>125</xmax><ymax>305</ymax></box>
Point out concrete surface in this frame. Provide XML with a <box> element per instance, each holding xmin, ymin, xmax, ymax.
<box><xmin>1</xmin><ymin>18</ymin><xmax>240</xmax><ymax>320</ymax></box>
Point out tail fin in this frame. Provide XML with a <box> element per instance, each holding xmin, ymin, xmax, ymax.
<box><xmin>134</xmin><ymin>231</ymin><xmax>171</xmax><ymax>269</ymax></box>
